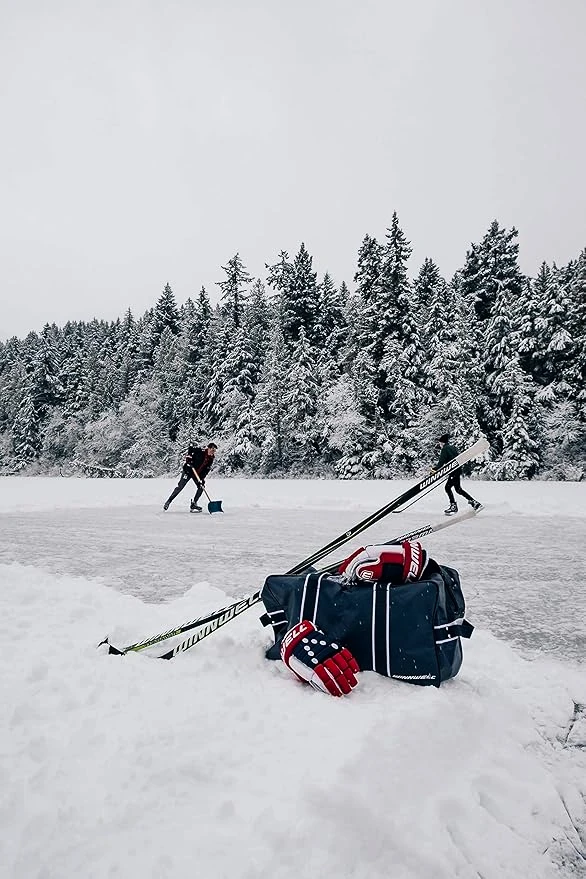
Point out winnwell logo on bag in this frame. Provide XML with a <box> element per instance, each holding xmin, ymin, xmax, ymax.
<box><xmin>392</xmin><ymin>674</ymin><xmax>436</xmax><ymax>680</ymax></box>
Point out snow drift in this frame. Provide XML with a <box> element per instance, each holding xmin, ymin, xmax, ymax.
<box><xmin>2</xmin><ymin>561</ymin><xmax>585</xmax><ymax>879</ymax></box>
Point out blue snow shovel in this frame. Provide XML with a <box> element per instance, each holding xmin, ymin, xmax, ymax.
<box><xmin>191</xmin><ymin>467</ymin><xmax>223</xmax><ymax>514</ymax></box>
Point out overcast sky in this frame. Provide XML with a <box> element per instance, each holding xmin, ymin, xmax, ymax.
<box><xmin>1</xmin><ymin>0</ymin><xmax>585</xmax><ymax>340</ymax></box>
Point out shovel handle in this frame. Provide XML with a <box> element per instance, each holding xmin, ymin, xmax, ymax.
<box><xmin>191</xmin><ymin>467</ymin><xmax>212</xmax><ymax>501</ymax></box>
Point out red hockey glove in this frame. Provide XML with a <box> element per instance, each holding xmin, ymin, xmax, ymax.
<box><xmin>280</xmin><ymin>620</ymin><xmax>359</xmax><ymax>697</ymax></box>
<box><xmin>338</xmin><ymin>540</ymin><xmax>428</xmax><ymax>585</ymax></box>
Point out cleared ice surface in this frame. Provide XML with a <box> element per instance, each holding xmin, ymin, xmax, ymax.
<box><xmin>0</xmin><ymin>477</ymin><xmax>584</xmax><ymax>665</ymax></box>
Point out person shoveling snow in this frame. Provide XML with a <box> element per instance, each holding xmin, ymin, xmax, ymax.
<box><xmin>163</xmin><ymin>442</ymin><xmax>223</xmax><ymax>513</ymax></box>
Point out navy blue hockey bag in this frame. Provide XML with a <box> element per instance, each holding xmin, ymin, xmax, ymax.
<box><xmin>260</xmin><ymin>565</ymin><xmax>473</xmax><ymax>687</ymax></box>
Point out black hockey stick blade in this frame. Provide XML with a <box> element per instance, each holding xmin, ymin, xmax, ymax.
<box><xmin>97</xmin><ymin>637</ymin><xmax>125</xmax><ymax>656</ymax></box>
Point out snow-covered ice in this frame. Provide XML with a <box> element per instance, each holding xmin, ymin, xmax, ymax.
<box><xmin>1</xmin><ymin>476</ymin><xmax>585</xmax><ymax>878</ymax></box>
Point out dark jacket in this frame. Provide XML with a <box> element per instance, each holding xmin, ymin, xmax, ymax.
<box><xmin>435</xmin><ymin>442</ymin><xmax>459</xmax><ymax>472</ymax></box>
<box><xmin>183</xmin><ymin>446</ymin><xmax>215</xmax><ymax>479</ymax></box>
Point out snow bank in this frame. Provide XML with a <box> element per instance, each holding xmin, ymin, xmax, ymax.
<box><xmin>1</xmin><ymin>563</ymin><xmax>585</xmax><ymax>879</ymax></box>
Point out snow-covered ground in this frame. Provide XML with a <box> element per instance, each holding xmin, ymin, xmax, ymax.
<box><xmin>1</xmin><ymin>476</ymin><xmax>585</xmax><ymax>878</ymax></box>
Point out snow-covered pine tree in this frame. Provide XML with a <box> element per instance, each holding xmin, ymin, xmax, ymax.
<box><xmin>280</xmin><ymin>243</ymin><xmax>319</xmax><ymax>350</ymax></box>
<box><xmin>0</xmin><ymin>345</ymin><xmax>25</xmax><ymax>443</ymax></box>
<box><xmin>540</xmin><ymin>400</ymin><xmax>586</xmax><ymax>479</ymax></box>
<box><xmin>352</xmin><ymin>234</ymin><xmax>384</xmax><ymax>359</ymax></box>
<box><xmin>529</xmin><ymin>261</ymin><xmax>583</xmax><ymax>476</ymax></box>
<box><xmin>0</xmin><ymin>339</ymin><xmax>13</xmax><ymax>436</ymax></box>
<box><xmin>379</xmin><ymin>338</ymin><xmax>421</xmax><ymax>475</ymax></box>
<box><xmin>31</xmin><ymin>326</ymin><xmax>63</xmax><ymax>420</ymax></box>
<box><xmin>340</xmin><ymin>347</ymin><xmax>386</xmax><ymax>476</ymax></box>
<box><xmin>458</xmin><ymin>222</ymin><xmax>526</xmax><ymax>447</ymax></box>
<box><xmin>243</xmin><ymin>279</ymin><xmax>271</xmax><ymax>387</ymax></box>
<box><xmin>217</xmin><ymin>253</ymin><xmax>252</xmax><ymax>330</ymax></box>
<box><xmin>175</xmin><ymin>287</ymin><xmax>213</xmax><ymax>428</ymax></box>
<box><xmin>153</xmin><ymin>327</ymin><xmax>183</xmax><ymax>441</ymax></box>
<box><xmin>413</xmin><ymin>258</ymin><xmax>445</xmax><ymax>345</ymax></box>
<box><xmin>11</xmin><ymin>375</ymin><xmax>41</xmax><ymax>465</ymax></box>
<box><xmin>320</xmin><ymin>372</ymin><xmax>371</xmax><ymax>478</ymax></box>
<box><xmin>314</xmin><ymin>344</ymin><xmax>354</xmax><ymax>469</ymax></box>
<box><xmin>114</xmin><ymin>308</ymin><xmax>140</xmax><ymax>401</ymax></box>
<box><xmin>130</xmin><ymin>283</ymin><xmax>181</xmax><ymax>395</ymax></box>
<box><xmin>60</xmin><ymin>344</ymin><xmax>90</xmax><ymax>418</ymax></box>
<box><xmin>314</xmin><ymin>272</ymin><xmax>348</xmax><ymax>375</ymax></box>
<box><xmin>472</xmin><ymin>221</ymin><xmax>526</xmax><ymax>324</ymax></box>
<box><xmin>215</xmin><ymin>324</ymin><xmax>260</xmax><ymax>470</ymax></box>
<box><xmin>183</xmin><ymin>288</ymin><xmax>212</xmax><ymax>365</ymax></box>
<box><xmin>483</xmin><ymin>280</ymin><xmax>540</xmax><ymax>468</ymax></box>
<box><xmin>412</xmin><ymin>264</ymin><xmax>481</xmax><ymax>462</ymax></box>
<box><xmin>136</xmin><ymin>309</ymin><xmax>155</xmax><ymax>377</ymax></box>
<box><xmin>251</xmin><ymin>325</ymin><xmax>290</xmax><ymax>473</ymax></box>
<box><xmin>82</xmin><ymin>320</ymin><xmax>112</xmax><ymax>419</ymax></box>
<box><xmin>568</xmin><ymin>249</ymin><xmax>586</xmax><ymax>422</ymax></box>
<box><xmin>421</xmin><ymin>268</ymin><xmax>459</xmax><ymax>390</ymax></box>
<box><xmin>375</xmin><ymin>214</ymin><xmax>426</xmax><ymax>471</ymax></box>
<box><xmin>442</xmin><ymin>277</ymin><xmax>483</xmax><ymax>446</ymax></box>
<box><xmin>95</xmin><ymin>322</ymin><xmax>126</xmax><ymax>411</ymax></box>
<box><xmin>533</xmin><ymin>263</ymin><xmax>575</xmax><ymax>392</ymax></box>
<box><xmin>151</xmin><ymin>283</ymin><xmax>180</xmax><ymax>344</ymax></box>
<box><xmin>200</xmin><ymin>314</ymin><xmax>232</xmax><ymax>435</ymax></box>
<box><xmin>7</xmin><ymin>327</ymin><xmax>65</xmax><ymax>463</ymax></box>
<box><xmin>459</xmin><ymin>241</ymin><xmax>482</xmax><ymax>308</ymax></box>
<box><xmin>282</xmin><ymin>327</ymin><xmax>323</xmax><ymax>472</ymax></box>
<box><xmin>376</xmin><ymin>212</ymin><xmax>415</xmax><ymax>359</ymax></box>
<box><xmin>265</xmin><ymin>250</ymin><xmax>293</xmax><ymax>327</ymax></box>
<box><xmin>490</xmin><ymin>365</ymin><xmax>541</xmax><ymax>479</ymax></box>
<box><xmin>515</xmin><ymin>275</ymin><xmax>540</xmax><ymax>379</ymax></box>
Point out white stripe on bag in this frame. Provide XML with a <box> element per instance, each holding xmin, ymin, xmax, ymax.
<box><xmin>299</xmin><ymin>573</ymin><xmax>312</xmax><ymax>623</ymax></box>
<box><xmin>386</xmin><ymin>583</ymin><xmax>391</xmax><ymax>677</ymax></box>
<box><xmin>371</xmin><ymin>585</ymin><xmax>377</xmax><ymax>672</ymax></box>
<box><xmin>312</xmin><ymin>573</ymin><xmax>326</xmax><ymax>625</ymax></box>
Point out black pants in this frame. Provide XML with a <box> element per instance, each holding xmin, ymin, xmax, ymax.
<box><xmin>165</xmin><ymin>470</ymin><xmax>204</xmax><ymax>507</ymax></box>
<box><xmin>444</xmin><ymin>472</ymin><xmax>475</xmax><ymax>504</ymax></box>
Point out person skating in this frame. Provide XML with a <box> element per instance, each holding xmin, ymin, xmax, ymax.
<box><xmin>163</xmin><ymin>442</ymin><xmax>217</xmax><ymax>511</ymax></box>
<box><xmin>432</xmin><ymin>434</ymin><xmax>482</xmax><ymax>515</ymax></box>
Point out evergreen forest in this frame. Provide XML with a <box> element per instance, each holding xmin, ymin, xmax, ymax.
<box><xmin>1</xmin><ymin>214</ymin><xmax>585</xmax><ymax>480</ymax></box>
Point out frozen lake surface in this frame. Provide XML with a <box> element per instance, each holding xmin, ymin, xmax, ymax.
<box><xmin>1</xmin><ymin>476</ymin><xmax>584</xmax><ymax>665</ymax></box>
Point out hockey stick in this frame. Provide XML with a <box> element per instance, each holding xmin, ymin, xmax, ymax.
<box><xmin>157</xmin><ymin>506</ymin><xmax>482</xmax><ymax>660</ymax></box>
<box><xmin>100</xmin><ymin>439</ymin><xmax>487</xmax><ymax>657</ymax></box>
<box><xmin>101</xmin><ymin>509</ymin><xmax>480</xmax><ymax>658</ymax></box>
<box><xmin>280</xmin><ymin>438</ymin><xmax>487</xmax><ymax>572</ymax></box>
<box><xmin>319</xmin><ymin>506</ymin><xmax>481</xmax><ymax>574</ymax></box>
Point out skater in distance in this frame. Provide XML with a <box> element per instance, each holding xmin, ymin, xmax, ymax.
<box><xmin>163</xmin><ymin>442</ymin><xmax>217</xmax><ymax>512</ymax></box>
<box><xmin>432</xmin><ymin>434</ymin><xmax>482</xmax><ymax>515</ymax></box>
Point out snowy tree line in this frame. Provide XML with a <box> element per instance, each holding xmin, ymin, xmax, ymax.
<box><xmin>1</xmin><ymin>214</ymin><xmax>585</xmax><ymax>480</ymax></box>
